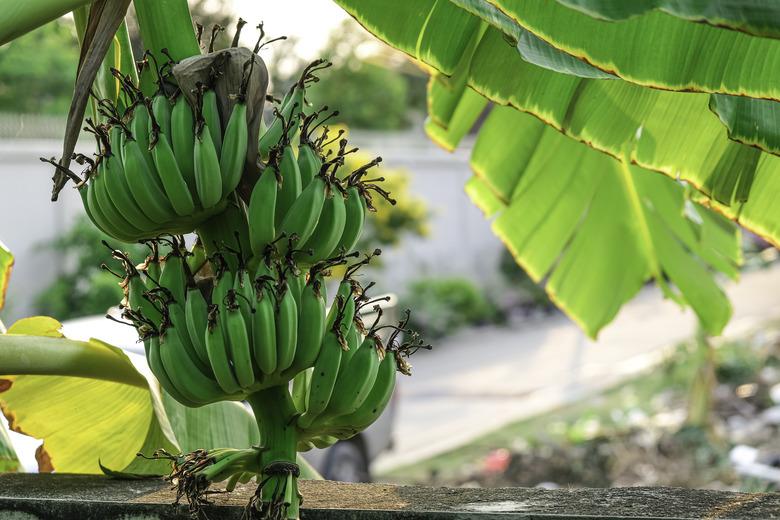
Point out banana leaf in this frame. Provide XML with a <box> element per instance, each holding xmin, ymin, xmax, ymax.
<box><xmin>709</xmin><ymin>95</ymin><xmax>780</xmax><ymax>157</ymax></box>
<box><xmin>471</xmin><ymin>106</ymin><xmax>739</xmax><ymax>337</ymax></box>
<box><xmin>332</xmin><ymin>0</ymin><xmax>753</xmax><ymax>336</ymax></box>
<box><xmin>557</xmin><ymin>0</ymin><xmax>780</xmax><ymax>39</ymax></box>
<box><xmin>471</xmin><ymin>0</ymin><xmax>780</xmax><ymax>100</ymax></box>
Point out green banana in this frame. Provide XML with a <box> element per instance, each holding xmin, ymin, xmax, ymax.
<box><xmin>331</xmin><ymin>351</ymin><xmax>397</xmax><ymax>430</ymax></box>
<box><xmin>274</xmin><ymin>144</ymin><xmax>302</xmax><ymax>228</ymax></box>
<box><xmin>185</xmin><ymin>285</ymin><xmax>210</xmax><ymax>367</ymax></box>
<box><xmin>202</xmin><ymin>88</ymin><xmax>223</xmax><ymax>156</ymax></box>
<box><xmin>335</xmin><ymin>185</ymin><xmax>366</xmax><ymax>254</ymax></box>
<box><xmin>85</xmin><ymin>175</ymin><xmax>126</xmax><ymax>241</ymax></box>
<box><xmin>147</xmin><ymin>335</ymin><xmax>199</xmax><ymax>407</ymax></box>
<box><xmin>102</xmin><ymin>151</ymin><xmax>157</xmax><ymax>232</ymax></box>
<box><xmin>234</xmin><ymin>268</ymin><xmax>255</xmax><ymax>339</ymax></box>
<box><xmin>287</xmin><ymin>271</ymin><xmax>305</xmax><ymax>311</ymax></box>
<box><xmin>158</xmin><ymin>250</ymin><xmax>187</xmax><ymax>305</ymax></box>
<box><xmin>277</xmin><ymin>174</ymin><xmax>327</xmax><ymax>254</ymax></box>
<box><xmin>159</xmin><ymin>321</ymin><xmax>223</xmax><ymax>405</ymax></box>
<box><xmin>224</xmin><ymin>291</ymin><xmax>255</xmax><ymax>389</ymax></box>
<box><xmin>248</xmin><ymin>167</ymin><xmax>278</xmax><ymax>258</ymax></box>
<box><xmin>337</xmin><ymin>325</ymin><xmax>361</xmax><ymax>378</ymax></box>
<box><xmin>282</xmin><ymin>278</ymin><xmax>325</xmax><ymax>379</ymax></box>
<box><xmin>291</xmin><ymin>368</ymin><xmax>312</xmax><ymax>414</ymax></box>
<box><xmin>109</xmin><ymin>124</ymin><xmax>126</xmax><ymax>165</ymax></box>
<box><xmin>151</xmin><ymin>132</ymin><xmax>196</xmax><ymax>216</ymax></box>
<box><xmin>326</xmin><ymin>280</ymin><xmax>356</xmax><ymax>340</ymax></box>
<box><xmin>251</xmin><ymin>279</ymin><xmax>277</xmax><ymax>376</ymax></box>
<box><xmin>220</xmin><ymin>100</ymin><xmax>248</xmax><ymax>198</ymax></box>
<box><xmin>93</xmin><ymin>164</ymin><xmax>144</xmax><ymax>239</ymax></box>
<box><xmin>123</xmin><ymin>137</ymin><xmax>177</xmax><ymax>223</ymax></box>
<box><xmin>297</xmin><ymin>141</ymin><xmax>321</xmax><ymax>188</ymax></box>
<box><xmin>258</xmin><ymin>86</ymin><xmax>303</xmax><ymax>160</ymax></box>
<box><xmin>310</xmin><ymin>435</ymin><xmax>339</xmax><ymax>449</ymax></box>
<box><xmin>194</xmin><ymin>121</ymin><xmax>223</xmax><ymax>209</ymax></box>
<box><xmin>275</xmin><ymin>282</ymin><xmax>298</xmax><ymax>374</ymax></box>
<box><xmin>167</xmin><ymin>300</ymin><xmax>213</xmax><ymax>377</ymax></box>
<box><xmin>298</xmin><ymin>324</ymin><xmax>343</xmax><ymax>430</ymax></box>
<box><xmin>205</xmin><ymin>305</ymin><xmax>242</xmax><ymax>395</ymax></box>
<box><xmin>150</xmin><ymin>92</ymin><xmax>172</xmax><ymax>138</ymax></box>
<box><xmin>127</xmin><ymin>269</ymin><xmax>161</xmax><ymax>325</ymax></box>
<box><xmin>170</xmin><ymin>94</ymin><xmax>196</xmax><ymax>189</ymax></box>
<box><xmin>130</xmin><ymin>101</ymin><xmax>156</xmax><ymax>172</ymax></box>
<box><xmin>325</xmin><ymin>334</ymin><xmax>382</xmax><ymax>418</ymax></box>
<box><xmin>300</xmin><ymin>186</ymin><xmax>346</xmax><ymax>265</ymax></box>
<box><xmin>78</xmin><ymin>184</ymin><xmax>119</xmax><ymax>241</ymax></box>
<box><xmin>186</xmin><ymin>239</ymin><xmax>207</xmax><ymax>275</ymax></box>
<box><xmin>212</xmin><ymin>267</ymin><xmax>234</xmax><ymax>309</ymax></box>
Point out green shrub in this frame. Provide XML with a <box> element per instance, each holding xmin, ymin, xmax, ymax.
<box><xmin>34</xmin><ymin>216</ymin><xmax>147</xmax><ymax>320</ymax></box>
<box><xmin>402</xmin><ymin>277</ymin><xmax>499</xmax><ymax>339</ymax></box>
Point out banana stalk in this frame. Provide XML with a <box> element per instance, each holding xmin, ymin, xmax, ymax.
<box><xmin>247</xmin><ymin>387</ymin><xmax>301</xmax><ymax>519</ymax></box>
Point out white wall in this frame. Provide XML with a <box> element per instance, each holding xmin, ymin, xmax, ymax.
<box><xmin>349</xmin><ymin>130</ymin><xmax>505</xmax><ymax>293</ymax></box>
<box><xmin>0</xmin><ymin>131</ymin><xmax>505</xmax><ymax>323</ymax></box>
<box><xmin>0</xmin><ymin>140</ymin><xmax>87</xmax><ymax>322</ymax></box>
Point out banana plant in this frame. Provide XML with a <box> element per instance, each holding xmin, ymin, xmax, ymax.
<box><xmin>1</xmin><ymin>2</ymin><xmax>429</xmax><ymax>519</ymax></box>
<box><xmin>329</xmin><ymin>0</ymin><xmax>780</xmax><ymax>338</ymax></box>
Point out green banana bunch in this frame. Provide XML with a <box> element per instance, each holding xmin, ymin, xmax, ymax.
<box><xmin>69</xmin><ymin>55</ymin><xmax>261</xmax><ymax>244</ymax></box>
<box><xmin>88</xmin><ymin>40</ymin><xmax>428</xmax><ymax>520</ymax></box>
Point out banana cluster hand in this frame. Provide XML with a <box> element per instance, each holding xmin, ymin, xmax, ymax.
<box><xmin>109</xmin><ymin>238</ymin><xmax>398</xmax><ymax>407</ymax></box>
<box><xmin>72</xmin><ymin>50</ymin><xmax>257</xmax><ymax>244</ymax></box>
<box><xmin>294</xmin><ymin>291</ymin><xmax>426</xmax><ymax>451</ymax></box>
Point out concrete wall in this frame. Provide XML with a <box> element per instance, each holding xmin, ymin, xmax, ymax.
<box><xmin>0</xmin><ymin>130</ymin><xmax>505</xmax><ymax>323</ymax></box>
<box><xmin>0</xmin><ymin>140</ymin><xmax>87</xmax><ymax>322</ymax></box>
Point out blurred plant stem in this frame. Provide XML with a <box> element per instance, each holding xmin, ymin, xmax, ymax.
<box><xmin>685</xmin><ymin>325</ymin><xmax>716</xmax><ymax>430</ymax></box>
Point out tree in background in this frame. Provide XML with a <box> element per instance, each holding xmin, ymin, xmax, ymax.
<box><xmin>0</xmin><ymin>20</ymin><xmax>78</xmax><ymax>115</ymax></box>
<box><xmin>269</xmin><ymin>20</ymin><xmax>426</xmax><ymax>130</ymax></box>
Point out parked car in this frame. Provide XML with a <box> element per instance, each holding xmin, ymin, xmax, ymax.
<box><xmin>46</xmin><ymin>296</ymin><xmax>400</xmax><ymax>482</ymax></box>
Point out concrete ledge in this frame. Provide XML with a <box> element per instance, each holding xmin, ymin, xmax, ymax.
<box><xmin>1</xmin><ymin>473</ymin><xmax>779</xmax><ymax>519</ymax></box>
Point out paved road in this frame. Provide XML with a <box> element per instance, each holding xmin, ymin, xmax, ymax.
<box><xmin>373</xmin><ymin>264</ymin><xmax>780</xmax><ymax>474</ymax></box>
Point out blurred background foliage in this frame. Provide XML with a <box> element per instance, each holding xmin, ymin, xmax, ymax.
<box><xmin>0</xmin><ymin>20</ymin><xmax>78</xmax><ymax>115</ymax></box>
<box><xmin>267</xmin><ymin>20</ymin><xmax>427</xmax><ymax>130</ymax></box>
<box><xmin>34</xmin><ymin>218</ymin><xmax>146</xmax><ymax>320</ymax></box>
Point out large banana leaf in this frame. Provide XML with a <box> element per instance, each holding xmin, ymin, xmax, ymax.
<box><xmin>557</xmin><ymin>0</ymin><xmax>780</xmax><ymax>39</ymax></box>
<box><xmin>0</xmin><ymin>316</ymin><xmax>318</xmax><ymax>477</ymax></box>
<box><xmin>465</xmin><ymin>28</ymin><xmax>780</xmax><ymax>243</ymax></box>
<box><xmin>484</xmin><ymin>11</ymin><xmax>780</xmax><ymax>161</ymax></box>
<box><xmin>709</xmin><ymin>95</ymin><xmax>780</xmax><ymax>157</ymax></box>
<box><xmin>334</xmin><ymin>0</ymin><xmax>751</xmax><ymax>336</ymax></box>
<box><xmin>473</xmin><ymin>0</ymin><xmax>780</xmax><ymax>100</ymax></box>
<box><xmin>336</xmin><ymin>3</ymin><xmax>780</xmax><ymax>245</ymax></box>
<box><xmin>470</xmin><ymin>106</ymin><xmax>739</xmax><ymax>337</ymax></box>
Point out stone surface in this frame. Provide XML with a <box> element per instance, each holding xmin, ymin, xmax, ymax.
<box><xmin>1</xmin><ymin>473</ymin><xmax>780</xmax><ymax>519</ymax></box>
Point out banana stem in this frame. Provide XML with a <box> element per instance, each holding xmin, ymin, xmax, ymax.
<box><xmin>247</xmin><ymin>385</ymin><xmax>301</xmax><ymax>519</ymax></box>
